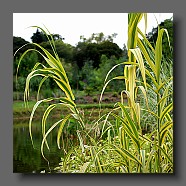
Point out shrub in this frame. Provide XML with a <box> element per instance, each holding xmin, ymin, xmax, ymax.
<box><xmin>93</xmin><ymin>96</ymin><xmax>98</xmax><ymax>103</ymax></box>
<box><xmin>112</xmin><ymin>92</ymin><xmax>118</xmax><ymax>97</ymax></box>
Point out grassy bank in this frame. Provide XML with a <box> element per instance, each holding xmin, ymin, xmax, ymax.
<box><xmin>13</xmin><ymin>100</ymin><xmax>116</xmax><ymax>121</ymax></box>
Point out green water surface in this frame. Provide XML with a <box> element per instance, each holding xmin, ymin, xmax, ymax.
<box><xmin>13</xmin><ymin>120</ymin><xmax>65</xmax><ymax>173</ymax></box>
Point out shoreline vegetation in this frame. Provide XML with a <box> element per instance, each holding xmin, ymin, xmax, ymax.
<box><xmin>13</xmin><ymin>92</ymin><xmax>124</xmax><ymax>121</ymax></box>
<box><xmin>14</xmin><ymin>13</ymin><xmax>173</xmax><ymax>173</ymax></box>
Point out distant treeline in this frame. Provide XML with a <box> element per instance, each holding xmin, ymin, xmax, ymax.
<box><xmin>13</xmin><ymin>18</ymin><xmax>173</xmax><ymax>95</ymax></box>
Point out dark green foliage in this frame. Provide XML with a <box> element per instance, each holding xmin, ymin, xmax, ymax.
<box><xmin>30</xmin><ymin>29</ymin><xmax>70</xmax><ymax>63</ymax></box>
<box><xmin>146</xmin><ymin>18</ymin><xmax>173</xmax><ymax>59</ymax></box>
<box><xmin>85</xmin><ymin>43</ymin><xmax>100</xmax><ymax>68</ymax></box>
<box><xmin>72</xmin><ymin>42</ymin><xmax>95</xmax><ymax>69</ymax></box>
<box><xmin>14</xmin><ymin>51</ymin><xmax>38</xmax><ymax>77</ymax></box>
<box><xmin>14</xmin><ymin>76</ymin><xmax>26</xmax><ymax>91</ymax></box>
<box><xmin>13</xmin><ymin>92</ymin><xmax>24</xmax><ymax>101</ymax></box>
<box><xmin>42</xmin><ymin>89</ymin><xmax>53</xmax><ymax>99</ymax></box>
<box><xmin>13</xmin><ymin>75</ymin><xmax>49</xmax><ymax>93</ymax></box>
<box><xmin>14</xmin><ymin>30</ymin><xmax>127</xmax><ymax>95</ymax></box>
<box><xmin>65</xmin><ymin>119</ymin><xmax>78</xmax><ymax>136</ymax></box>
<box><xmin>31</xmin><ymin>28</ymin><xmax>65</xmax><ymax>44</ymax></box>
<box><xmin>112</xmin><ymin>92</ymin><xmax>118</xmax><ymax>97</ymax></box>
<box><xmin>73</xmin><ymin>38</ymin><xmax>123</xmax><ymax>69</ymax></box>
<box><xmin>40</xmin><ymin>40</ymin><xmax>74</xmax><ymax>63</ymax></box>
<box><xmin>96</xmin><ymin>55</ymin><xmax>126</xmax><ymax>92</ymax></box>
<box><xmin>70</xmin><ymin>62</ymin><xmax>80</xmax><ymax>90</ymax></box>
<box><xmin>93</xmin><ymin>96</ymin><xmax>98</xmax><ymax>102</ymax></box>
<box><xmin>99</xmin><ymin>41</ymin><xmax>123</xmax><ymax>59</ymax></box>
<box><xmin>103</xmin><ymin>97</ymin><xmax>109</xmax><ymax>102</ymax></box>
<box><xmin>31</xmin><ymin>28</ymin><xmax>48</xmax><ymax>44</ymax></box>
<box><xmin>79</xmin><ymin>60</ymin><xmax>96</xmax><ymax>91</ymax></box>
<box><xmin>13</xmin><ymin>36</ymin><xmax>31</xmax><ymax>57</ymax></box>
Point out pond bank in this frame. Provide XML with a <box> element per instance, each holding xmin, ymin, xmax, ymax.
<box><xmin>13</xmin><ymin>101</ymin><xmax>117</xmax><ymax>121</ymax></box>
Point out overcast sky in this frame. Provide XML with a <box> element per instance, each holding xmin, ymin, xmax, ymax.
<box><xmin>13</xmin><ymin>13</ymin><xmax>173</xmax><ymax>49</ymax></box>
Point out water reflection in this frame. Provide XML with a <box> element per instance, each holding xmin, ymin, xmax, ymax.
<box><xmin>13</xmin><ymin>120</ymin><xmax>65</xmax><ymax>173</ymax></box>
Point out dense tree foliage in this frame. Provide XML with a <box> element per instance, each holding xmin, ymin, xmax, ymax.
<box><xmin>31</xmin><ymin>28</ymin><xmax>65</xmax><ymax>44</ymax></box>
<box><xmin>13</xmin><ymin>36</ymin><xmax>31</xmax><ymax>57</ymax></box>
<box><xmin>40</xmin><ymin>40</ymin><xmax>74</xmax><ymax>63</ymax></box>
<box><xmin>13</xmin><ymin>19</ymin><xmax>173</xmax><ymax>93</ymax></box>
<box><xmin>73</xmin><ymin>39</ymin><xmax>123</xmax><ymax>69</ymax></box>
<box><xmin>14</xmin><ymin>51</ymin><xmax>38</xmax><ymax>77</ymax></box>
<box><xmin>31</xmin><ymin>28</ymin><xmax>48</xmax><ymax>43</ymax></box>
<box><xmin>13</xmin><ymin>30</ymin><xmax>127</xmax><ymax>93</ymax></box>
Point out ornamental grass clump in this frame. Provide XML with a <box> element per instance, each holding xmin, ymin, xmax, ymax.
<box><xmin>97</xmin><ymin>13</ymin><xmax>173</xmax><ymax>173</ymax></box>
<box><xmin>15</xmin><ymin>13</ymin><xmax>173</xmax><ymax>173</ymax></box>
<box><xmin>15</xmin><ymin>26</ymin><xmax>86</xmax><ymax>165</ymax></box>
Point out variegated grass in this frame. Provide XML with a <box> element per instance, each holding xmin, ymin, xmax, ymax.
<box><xmin>15</xmin><ymin>26</ymin><xmax>86</xmax><ymax>167</ymax></box>
<box><xmin>97</xmin><ymin>13</ymin><xmax>173</xmax><ymax>173</ymax></box>
<box><xmin>15</xmin><ymin>13</ymin><xmax>173</xmax><ymax>173</ymax></box>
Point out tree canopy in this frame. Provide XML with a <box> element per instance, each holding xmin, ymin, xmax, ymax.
<box><xmin>73</xmin><ymin>33</ymin><xmax>123</xmax><ymax>69</ymax></box>
<box><xmin>31</xmin><ymin>28</ymin><xmax>65</xmax><ymax>44</ymax></box>
<box><xmin>13</xmin><ymin>36</ymin><xmax>30</xmax><ymax>57</ymax></box>
<box><xmin>13</xmin><ymin>30</ymin><xmax>127</xmax><ymax>92</ymax></box>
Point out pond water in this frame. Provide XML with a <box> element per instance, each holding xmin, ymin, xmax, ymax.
<box><xmin>13</xmin><ymin>119</ymin><xmax>69</xmax><ymax>173</ymax></box>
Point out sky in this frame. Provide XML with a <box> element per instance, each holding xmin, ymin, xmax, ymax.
<box><xmin>13</xmin><ymin>13</ymin><xmax>173</xmax><ymax>49</ymax></box>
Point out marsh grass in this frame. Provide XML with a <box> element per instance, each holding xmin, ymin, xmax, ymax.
<box><xmin>15</xmin><ymin>13</ymin><xmax>173</xmax><ymax>173</ymax></box>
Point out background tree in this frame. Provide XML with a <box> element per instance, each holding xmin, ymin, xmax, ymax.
<box><xmin>52</xmin><ymin>34</ymin><xmax>65</xmax><ymax>41</ymax></box>
<box><xmin>122</xmin><ymin>43</ymin><xmax>128</xmax><ymax>57</ymax></box>
<box><xmin>13</xmin><ymin>36</ymin><xmax>30</xmax><ymax>57</ymax></box>
<box><xmin>31</xmin><ymin>28</ymin><xmax>48</xmax><ymax>43</ymax></box>
<box><xmin>13</xmin><ymin>51</ymin><xmax>39</xmax><ymax>92</ymax></box>
<box><xmin>13</xmin><ymin>30</ymin><xmax>128</xmax><ymax>95</ymax></box>
<box><xmin>72</xmin><ymin>41</ymin><xmax>88</xmax><ymax>69</ymax></box>
<box><xmin>79</xmin><ymin>60</ymin><xmax>96</xmax><ymax>93</ymax></box>
<box><xmin>80</xmin><ymin>32</ymin><xmax>118</xmax><ymax>44</ymax></box>
<box><xmin>99</xmin><ymin>41</ymin><xmax>122</xmax><ymax>59</ymax></box>
<box><xmin>40</xmin><ymin>40</ymin><xmax>74</xmax><ymax>63</ymax></box>
<box><xmin>73</xmin><ymin>33</ymin><xmax>123</xmax><ymax>69</ymax></box>
<box><xmin>146</xmin><ymin>18</ymin><xmax>173</xmax><ymax>59</ymax></box>
<box><xmin>31</xmin><ymin>29</ymin><xmax>65</xmax><ymax>43</ymax></box>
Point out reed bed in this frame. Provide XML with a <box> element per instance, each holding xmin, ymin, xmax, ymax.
<box><xmin>15</xmin><ymin>13</ymin><xmax>173</xmax><ymax>173</ymax></box>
